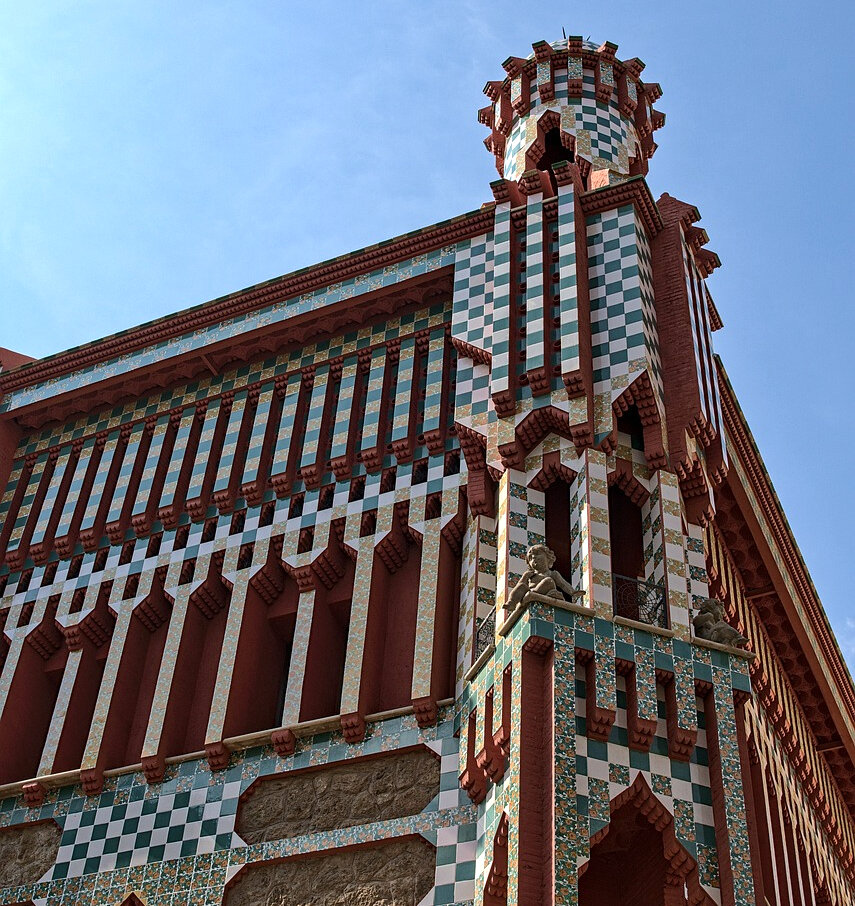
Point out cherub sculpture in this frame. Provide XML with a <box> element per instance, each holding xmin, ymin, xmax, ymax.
<box><xmin>692</xmin><ymin>598</ymin><xmax>749</xmax><ymax>649</ymax></box>
<box><xmin>507</xmin><ymin>544</ymin><xmax>583</xmax><ymax>609</ymax></box>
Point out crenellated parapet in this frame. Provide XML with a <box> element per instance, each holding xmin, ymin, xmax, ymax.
<box><xmin>479</xmin><ymin>37</ymin><xmax>665</xmax><ymax>183</ymax></box>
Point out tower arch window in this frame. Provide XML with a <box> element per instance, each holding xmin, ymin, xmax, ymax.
<box><xmin>607</xmin><ymin>474</ymin><xmax>666</xmax><ymax>629</ymax></box>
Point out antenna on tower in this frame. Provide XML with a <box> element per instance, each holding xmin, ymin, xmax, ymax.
<box><xmin>562</xmin><ymin>26</ymin><xmax>567</xmax><ymax>39</ymax></box>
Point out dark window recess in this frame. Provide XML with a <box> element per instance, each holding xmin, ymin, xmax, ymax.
<box><xmin>297</xmin><ymin>527</ymin><xmax>314</xmax><ymax>555</ymax></box>
<box><xmin>412</xmin><ymin>459</ymin><xmax>428</xmax><ymax>485</ymax></box>
<box><xmin>545</xmin><ymin>479</ymin><xmax>573</xmax><ymax>582</ymax></box>
<box><xmin>536</xmin><ymin>128</ymin><xmax>574</xmax><ymax>192</ymax></box>
<box><xmin>360</xmin><ymin>510</ymin><xmax>377</xmax><ymax>538</ymax></box>
<box><xmin>17</xmin><ymin>569</ymin><xmax>34</xmax><ymax>592</ymax></box>
<box><xmin>260</xmin><ymin>501</ymin><xmax>275</xmax><ymax>527</ymax></box>
<box><xmin>425</xmin><ymin>492</ymin><xmax>442</xmax><ymax>520</ymax></box>
<box><xmin>69</xmin><ymin>589</ymin><xmax>86</xmax><ymax>614</ymax></box>
<box><xmin>43</xmin><ymin>561</ymin><xmax>58</xmax><ymax>584</ymax></box>
<box><xmin>124</xmin><ymin>574</ymin><xmax>140</xmax><ymax>599</ymax></box>
<box><xmin>608</xmin><ymin>485</ymin><xmax>666</xmax><ymax>628</ymax></box>
<box><xmin>230</xmin><ymin>511</ymin><xmax>246</xmax><ymax>535</ymax></box>
<box><xmin>202</xmin><ymin>518</ymin><xmax>217</xmax><ymax>542</ymax></box>
<box><xmin>146</xmin><ymin>533</ymin><xmax>162</xmax><ymax>558</ymax></box>
<box><xmin>380</xmin><ymin>466</ymin><xmax>397</xmax><ymax>493</ymax></box>
<box><xmin>94</xmin><ymin>548</ymin><xmax>109</xmax><ymax>572</ymax></box>
<box><xmin>617</xmin><ymin>406</ymin><xmax>645</xmax><ymax>452</ymax></box>
<box><xmin>238</xmin><ymin>542</ymin><xmax>254</xmax><ymax>570</ymax></box>
<box><xmin>174</xmin><ymin>525</ymin><xmax>190</xmax><ymax>551</ymax></box>
<box><xmin>444</xmin><ymin>450</ymin><xmax>460</xmax><ymax>476</ymax></box>
<box><xmin>349</xmin><ymin>475</ymin><xmax>365</xmax><ymax>502</ymax></box>
<box><xmin>0</xmin><ymin>575</ymin><xmax>8</xmax><ymax>597</ymax></box>
<box><xmin>120</xmin><ymin>540</ymin><xmax>135</xmax><ymax>565</ymax></box>
<box><xmin>319</xmin><ymin>485</ymin><xmax>335</xmax><ymax>510</ymax></box>
<box><xmin>68</xmin><ymin>557</ymin><xmax>82</xmax><ymax>580</ymax></box>
<box><xmin>179</xmin><ymin>559</ymin><xmax>196</xmax><ymax>586</ymax></box>
<box><xmin>288</xmin><ymin>493</ymin><xmax>304</xmax><ymax>519</ymax></box>
<box><xmin>17</xmin><ymin>601</ymin><xmax>34</xmax><ymax>627</ymax></box>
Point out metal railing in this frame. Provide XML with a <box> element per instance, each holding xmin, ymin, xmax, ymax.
<box><xmin>475</xmin><ymin>612</ymin><xmax>496</xmax><ymax>659</ymax></box>
<box><xmin>612</xmin><ymin>575</ymin><xmax>668</xmax><ymax>629</ymax></box>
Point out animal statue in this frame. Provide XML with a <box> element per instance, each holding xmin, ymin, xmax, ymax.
<box><xmin>693</xmin><ymin>598</ymin><xmax>749</xmax><ymax>649</ymax></box>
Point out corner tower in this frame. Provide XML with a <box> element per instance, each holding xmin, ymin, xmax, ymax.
<box><xmin>0</xmin><ymin>29</ymin><xmax>851</xmax><ymax>906</ymax></box>
<box><xmin>479</xmin><ymin>38</ymin><xmax>663</xmax><ymax>184</ymax></box>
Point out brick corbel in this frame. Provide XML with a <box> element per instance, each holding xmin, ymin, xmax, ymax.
<box><xmin>80</xmin><ymin>767</ymin><xmax>104</xmax><ymax>797</ymax></box>
<box><xmin>475</xmin><ymin>687</ymin><xmax>506</xmax><ymax>783</ymax></box>
<box><xmin>141</xmin><ymin>753</ymin><xmax>166</xmax><ymax>784</ymax></box>
<box><xmin>22</xmin><ymin>781</ymin><xmax>46</xmax><ymax>808</ymax></box>
<box><xmin>459</xmin><ymin>710</ymin><xmax>488</xmax><ymax>803</ymax></box>
<box><xmin>617</xmin><ymin>659</ymin><xmax>658</xmax><ymax>751</ymax></box>
<box><xmin>340</xmin><ymin>712</ymin><xmax>366</xmax><ymax>744</ymax></box>
<box><xmin>205</xmin><ymin>742</ymin><xmax>230</xmax><ymax>772</ymax></box>
<box><xmin>271</xmin><ymin>727</ymin><xmax>296</xmax><ymax>757</ymax></box>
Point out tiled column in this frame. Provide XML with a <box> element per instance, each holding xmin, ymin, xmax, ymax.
<box><xmin>157</xmin><ymin>404</ymin><xmax>197</xmax><ymax>526</ymax></box>
<box><xmin>105</xmin><ymin>420</ymin><xmax>148</xmax><ymax>541</ymax></box>
<box><xmin>338</xmin><ymin>505</ymin><xmax>391</xmax><ymax>734</ymax></box>
<box><xmin>204</xmin><ymin>537</ymin><xmax>271</xmax><ymax>759</ymax></box>
<box><xmin>80</xmin><ymin>570</ymin><xmax>159</xmax><ymax>775</ymax></box>
<box><xmin>130</xmin><ymin>412</ymin><xmax>172</xmax><ymax>534</ymax></box>
<box><xmin>141</xmin><ymin>551</ymin><xmax>213</xmax><ymax>772</ymax></box>
<box><xmin>269</xmin><ymin>373</ymin><xmax>301</xmax><ymax>495</ymax></box>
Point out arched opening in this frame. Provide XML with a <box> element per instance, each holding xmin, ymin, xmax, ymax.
<box><xmin>223</xmin><ymin>552</ymin><xmax>299</xmax><ymax>738</ymax></box>
<box><xmin>545</xmin><ymin>478</ymin><xmax>573</xmax><ymax>581</ymax></box>
<box><xmin>99</xmin><ymin>574</ymin><xmax>173</xmax><ymax>770</ymax></box>
<box><xmin>579</xmin><ymin>774</ymin><xmax>714</xmax><ymax>906</ymax></box>
<box><xmin>159</xmin><ymin>561</ymin><xmax>231</xmax><ymax>757</ymax></box>
<box><xmin>0</xmin><ymin>597</ymin><xmax>65</xmax><ymax>783</ymax></box>
<box><xmin>536</xmin><ymin>127</ymin><xmax>574</xmax><ymax>194</ymax></box>
<box><xmin>299</xmin><ymin>535</ymin><xmax>355</xmax><ymax>722</ymax></box>
<box><xmin>608</xmin><ymin>481</ymin><xmax>661</xmax><ymax>625</ymax></box>
<box><xmin>51</xmin><ymin>587</ymin><xmax>116</xmax><ymax>773</ymax></box>
<box><xmin>361</xmin><ymin>512</ymin><xmax>422</xmax><ymax>715</ymax></box>
<box><xmin>579</xmin><ymin>802</ymin><xmax>667</xmax><ymax>905</ymax></box>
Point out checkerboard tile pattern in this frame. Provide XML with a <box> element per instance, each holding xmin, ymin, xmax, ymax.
<box><xmin>504</xmin><ymin>65</ymin><xmax>637</xmax><ymax>181</ymax></box>
<box><xmin>0</xmin><ymin>711</ymin><xmax>477</xmax><ymax>905</ymax></box>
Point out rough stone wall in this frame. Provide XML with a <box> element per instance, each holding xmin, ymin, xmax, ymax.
<box><xmin>0</xmin><ymin>819</ymin><xmax>61</xmax><ymax>888</ymax></box>
<box><xmin>224</xmin><ymin>836</ymin><xmax>436</xmax><ymax>906</ymax></box>
<box><xmin>236</xmin><ymin>748</ymin><xmax>440</xmax><ymax>844</ymax></box>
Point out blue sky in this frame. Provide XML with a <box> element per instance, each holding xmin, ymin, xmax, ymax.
<box><xmin>1</xmin><ymin>2</ymin><xmax>853</xmax><ymax>667</ymax></box>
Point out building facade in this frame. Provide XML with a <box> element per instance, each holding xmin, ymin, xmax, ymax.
<box><xmin>0</xmin><ymin>35</ymin><xmax>852</xmax><ymax>906</ymax></box>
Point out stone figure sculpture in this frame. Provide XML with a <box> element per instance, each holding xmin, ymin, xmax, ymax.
<box><xmin>507</xmin><ymin>543</ymin><xmax>584</xmax><ymax>609</ymax></box>
<box><xmin>692</xmin><ymin>598</ymin><xmax>750</xmax><ymax>649</ymax></box>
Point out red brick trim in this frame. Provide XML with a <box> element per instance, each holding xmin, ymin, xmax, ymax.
<box><xmin>0</xmin><ymin>210</ymin><xmax>492</xmax><ymax>398</ymax></box>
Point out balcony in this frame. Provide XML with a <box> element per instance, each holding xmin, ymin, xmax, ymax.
<box><xmin>612</xmin><ymin>575</ymin><xmax>668</xmax><ymax>629</ymax></box>
<box><xmin>475</xmin><ymin>613</ymin><xmax>496</xmax><ymax>659</ymax></box>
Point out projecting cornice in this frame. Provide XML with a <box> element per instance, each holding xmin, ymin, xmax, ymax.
<box><xmin>579</xmin><ymin>176</ymin><xmax>663</xmax><ymax>237</ymax></box>
<box><xmin>0</xmin><ymin>206</ymin><xmax>496</xmax><ymax>404</ymax></box>
<box><xmin>716</xmin><ymin>356</ymin><xmax>855</xmax><ymax>747</ymax></box>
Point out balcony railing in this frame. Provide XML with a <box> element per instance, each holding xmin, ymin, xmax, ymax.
<box><xmin>612</xmin><ymin>575</ymin><xmax>668</xmax><ymax>629</ymax></box>
<box><xmin>475</xmin><ymin>612</ymin><xmax>496</xmax><ymax>659</ymax></box>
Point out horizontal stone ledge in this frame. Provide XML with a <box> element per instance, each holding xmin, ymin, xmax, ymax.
<box><xmin>613</xmin><ymin>614</ymin><xmax>676</xmax><ymax>638</ymax></box>
<box><xmin>0</xmin><ymin>697</ymin><xmax>456</xmax><ymax>802</ymax></box>
<box><xmin>498</xmin><ymin>591</ymin><xmax>592</xmax><ymax>638</ymax></box>
<box><xmin>691</xmin><ymin>634</ymin><xmax>757</xmax><ymax>660</ymax></box>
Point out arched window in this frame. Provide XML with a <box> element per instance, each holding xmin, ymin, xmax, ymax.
<box><xmin>579</xmin><ymin>774</ymin><xmax>715</xmax><ymax>906</ymax></box>
<box><xmin>607</xmin><ymin>474</ymin><xmax>665</xmax><ymax>628</ymax></box>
